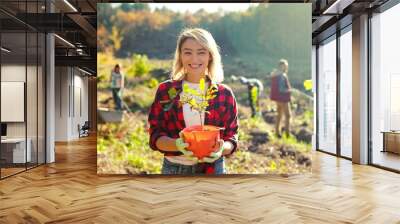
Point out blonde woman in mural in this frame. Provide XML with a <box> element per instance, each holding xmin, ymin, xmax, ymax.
<box><xmin>270</xmin><ymin>59</ymin><xmax>292</xmax><ymax>138</ymax></box>
<box><xmin>148</xmin><ymin>28</ymin><xmax>238</xmax><ymax>174</ymax></box>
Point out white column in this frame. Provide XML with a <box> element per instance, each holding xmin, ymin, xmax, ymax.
<box><xmin>46</xmin><ymin>0</ymin><xmax>55</xmax><ymax>163</ymax></box>
<box><xmin>46</xmin><ymin>33</ymin><xmax>55</xmax><ymax>163</ymax></box>
<box><xmin>352</xmin><ymin>14</ymin><xmax>369</xmax><ymax>164</ymax></box>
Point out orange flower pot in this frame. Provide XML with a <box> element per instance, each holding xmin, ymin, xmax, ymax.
<box><xmin>181</xmin><ymin>125</ymin><xmax>221</xmax><ymax>159</ymax></box>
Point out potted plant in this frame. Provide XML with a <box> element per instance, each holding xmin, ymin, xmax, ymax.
<box><xmin>179</xmin><ymin>78</ymin><xmax>222</xmax><ymax>159</ymax></box>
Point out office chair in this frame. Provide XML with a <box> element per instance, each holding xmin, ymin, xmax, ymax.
<box><xmin>79</xmin><ymin>121</ymin><xmax>90</xmax><ymax>138</ymax></box>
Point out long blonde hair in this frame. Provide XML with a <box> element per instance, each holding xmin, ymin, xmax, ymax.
<box><xmin>171</xmin><ymin>28</ymin><xmax>224</xmax><ymax>83</ymax></box>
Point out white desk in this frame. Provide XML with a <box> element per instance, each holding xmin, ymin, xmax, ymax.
<box><xmin>1</xmin><ymin>138</ymin><xmax>31</xmax><ymax>163</ymax></box>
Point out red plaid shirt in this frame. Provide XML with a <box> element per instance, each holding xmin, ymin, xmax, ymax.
<box><xmin>148</xmin><ymin>79</ymin><xmax>239</xmax><ymax>157</ymax></box>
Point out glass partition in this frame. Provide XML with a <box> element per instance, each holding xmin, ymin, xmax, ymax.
<box><xmin>371</xmin><ymin>4</ymin><xmax>400</xmax><ymax>171</ymax></box>
<box><xmin>339</xmin><ymin>28</ymin><xmax>352</xmax><ymax>158</ymax></box>
<box><xmin>1</xmin><ymin>21</ymin><xmax>28</xmax><ymax>178</ymax></box>
<box><xmin>0</xmin><ymin>0</ymin><xmax>46</xmax><ymax>179</ymax></box>
<box><xmin>27</xmin><ymin>30</ymin><xmax>38</xmax><ymax>169</ymax></box>
<box><xmin>317</xmin><ymin>36</ymin><xmax>337</xmax><ymax>155</ymax></box>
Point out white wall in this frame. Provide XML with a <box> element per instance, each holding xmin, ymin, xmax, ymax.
<box><xmin>72</xmin><ymin>72</ymin><xmax>89</xmax><ymax>138</ymax></box>
<box><xmin>55</xmin><ymin>66</ymin><xmax>69</xmax><ymax>141</ymax></box>
<box><xmin>55</xmin><ymin>67</ymin><xmax>89</xmax><ymax>141</ymax></box>
<box><xmin>1</xmin><ymin>63</ymin><xmax>46</xmax><ymax>163</ymax></box>
<box><xmin>1</xmin><ymin>65</ymin><xmax>27</xmax><ymax>138</ymax></box>
<box><xmin>1</xmin><ymin>64</ymin><xmax>26</xmax><ymax>81</ymax></box>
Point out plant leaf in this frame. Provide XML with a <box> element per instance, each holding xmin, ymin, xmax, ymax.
<box><xmin>163</xmin><ymin>103</ymin><xmax>173</xmax><ymax>111</ymax></box>
<box><xmin>183</xmin><ymin>83</ymin><xmax>189</xmax><ymax>93</ymax></box>
<box><xmin>168</xmin><ymin>88</ymin><xmax>177</xmax><ymax>99</ymax></box>
<box><xmin>199</xmin><ymin>78</ymin><xmax>205</xmax><ymax>92</ymax></box>
<box><xmin>303</xmin><ymin>79</ymin><xmax>312</xmax><ymax>91</ymax></box>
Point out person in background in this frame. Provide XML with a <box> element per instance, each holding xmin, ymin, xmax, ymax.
<box><xmin>240</xmin><ymin>76</ymin><xmax>263</xmax><ymax>117</ymax></box>
<box><xmin>110</xmin><ymin>64</ymin><xmax>124</xmax><ymax>110</ymax></box>
<box><xmin>269</xmin><ymin>59</ymin><xmax>292</xmax><ymax>138</ymax></box>
<box><xmin>231</xmin><ymin>75</ymin><xmax>263</xmax><ymax>117</ymax></box>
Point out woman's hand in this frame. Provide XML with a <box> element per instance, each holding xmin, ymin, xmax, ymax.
<box><xmin>175</xmin><ymin>132</ymin><xmax>198</xmax><ymax>162</ymax></box>
<box><xmin>199</xmin><ymin>139</ymin><xmax>225</xmax><ymax>163</ymax></box>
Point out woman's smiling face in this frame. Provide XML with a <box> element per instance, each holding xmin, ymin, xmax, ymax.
<box><xmin>180</xmin><ymin>38</ymin><xmax>211</xmax><ymax>82</ymax></box>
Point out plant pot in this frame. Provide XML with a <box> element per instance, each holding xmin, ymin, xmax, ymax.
<box><xmin>181</xmin><ymin>125</ymin><xmax>221</xmax><ymax>159</ymax></box>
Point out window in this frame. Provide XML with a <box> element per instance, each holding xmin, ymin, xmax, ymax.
<box><xmin>317</xmin><ymin>36</ymin><xmax>337</xmax><ymax>154</ymax></box>
<box><xmin>0</xmin><ymin>1</ymin><xmax>46</xmax><ymax>179</ymax></box>
<box><xmin>339</xmin><ymin>28</ymin><xmax>352</xmax><ymax>158</ymax></box>
<box><xmin>371</xmin><ymin>3</ymin><xmax>400</xmax><ymax>171</ymax></box>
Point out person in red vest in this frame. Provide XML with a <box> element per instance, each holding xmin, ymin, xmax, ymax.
<box><xmin>270</xmin><ymin>59</ymin><xmax>292</xmax><ymax>138</ymax></box>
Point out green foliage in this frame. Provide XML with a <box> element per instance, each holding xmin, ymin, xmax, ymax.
<box><xmin>124</xmin><ymin>85</ymin><xmax>157</xmax><ymax>110</ymax></box>
<box><xmin>271</xmin><ymin>133</ymin><xmax>311</xmax><ymax>154</ymax></box>
<box><xmin>180</xmin><ymin>78</ymin><xmax>218</xmax><ymax>126</ymax></box>
<box><xmin>97</xmin><ymin>3</ymin><xmax>115</xmax><ymax>31</ymax></box>
<box><xmin>97</xmin><ymin>52</ymin><xmax>120</xmax><ymax>89</ymax></box>
<box><xmin>97</xmin><ymin>116</ymin><xmax>163</xmax><ymax>174</ymax></box>
<box><xmin>98</xmin><ymin>4</ymin><xmax>311</xmax><ymax>85</ymax></box>
<box><xmin>146</xmin><ymin>78</ymin><xmax>159</xmax><ymax>88</ymax></box>
<box><xmin>303</xmin><ymin>110</ymin><xmax>313</xmax><ymax>122</ymax></box>
<box><xmin>97</xmin><ymin>71</ymin><xmax>109</xmax><ymax>89</ymax></box>
<box><xmin>241</xmin><ymin>116</ymin><xmax>269</xmax><ymax>131</ymax></box>
<box><xmin>110</xmin><ymin>26</ymin><xmax>123</xmax><ymax>51</ymax></box>
<box><xmin>303</xmin><ymin>79</ymin><xmax>312</xmax><ymax>91</ymax></box>
<box><xmin>97</xmin><ymin>138</ymin><xmax>107</xmax><ymax>153</ymax></box>
<box><xmin>238</xmin><ymin>116</ymin><xmax>270</xmax><ymax>142</ymax></box>
<box><xmin>127</xmin><ymin>154</ymin><xmax>145</xmax><ymax>168</ymax></box>
<box><xmin>238</xmin><ymin>128</ymin><xmax>251</xmax><ymax>142</ymax></box>
<box><xmin>126</xmin><ymin>54</ymin><xmax>151</xmax><ymax>78</ymax></box>
<box><xmin>120</xmin><ymin>3</ymin><xmax>150</xmax><ymax>12</ymax></box>
<box><xmin>225</xmin><ymin>150</ymin><xmax>252</xmax><ymax>173</ymax></box>
<box><xmin>168</xmin><ymin>87</ymin><xmax>177</xmax><ymax>99</ymax></box>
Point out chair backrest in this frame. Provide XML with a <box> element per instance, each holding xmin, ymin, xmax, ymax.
<box><xmin>82</xmin><ymin>121</ymin><xmax>90</xmax><ymax>129</ymax></box>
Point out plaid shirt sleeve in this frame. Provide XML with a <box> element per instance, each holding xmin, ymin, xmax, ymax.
<box><xmin>148</xmin><ymin>83</ymin><xmax>169</xmax><ymax>152</ymax></box>
<box><xmin>219</xmin><ymin>84</ymin><xmax>239</xmax><ymax>155</ymax></box>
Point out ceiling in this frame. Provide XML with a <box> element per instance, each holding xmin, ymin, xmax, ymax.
<box><xmin>0</xmin><ymin>0</ymin><xmax>396</xmax><ymax>75</ymax></box>
<box><xmin>310</xmin><ymin>0</ymin><xmax>390</xmax><ymax>44</ymax></box>
<box><xmin>0</xmin><ymin>0</ymin><xmax>97</xmax><ymax>75</ymax></box>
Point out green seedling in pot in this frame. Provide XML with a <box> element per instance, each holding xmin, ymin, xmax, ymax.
<box><xmin>180</xmin><ymin>78</ymin><xmax>218</xmax><ymax>127</ymax></box>
<box><xmin>178</xmin><ymin>78</ymin><xmax>225</xmax><ymax>163</ymax></box>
